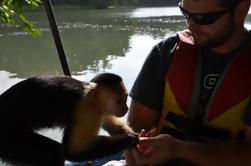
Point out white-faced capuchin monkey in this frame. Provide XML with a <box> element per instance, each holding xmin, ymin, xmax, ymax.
<box><xmin>0</xmin><ymin>73</ymin><xmax>137</xmax><ymax>166</ymax></box>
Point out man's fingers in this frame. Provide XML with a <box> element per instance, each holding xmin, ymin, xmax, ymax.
<box><xmin>139</xmin><ymin>137</ymin><xmax>155</xmax><ymax>146</ymax></box>
<box><xmin>137</xmin><ymin>137</ymin><xmax>155</xmax><ymax>154</ymax></box>
<box><xmin>132</xmin><ymin>148</ymin><xmax>150</xmax><ymax>165</ymax></box>
<box><xmin>139</xmin><ymin>129</ymin><xmax>146</xmax><ymax>137</ymax></box>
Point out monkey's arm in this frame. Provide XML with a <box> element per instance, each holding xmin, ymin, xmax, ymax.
<box><xmin>102</xmin><ymin>115</ymin><xmax>135</xmax><ymax>136</ymax></box>
<box><xmin>64</xmin><ymin>134</ymin><xmax>138</xmax><ymax>162</ymax></box>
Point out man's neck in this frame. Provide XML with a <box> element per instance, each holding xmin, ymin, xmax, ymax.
<box><xmin>211</xmin><ymin>28</ymin><xmax>248</xmax><ymax>54</ymax></box>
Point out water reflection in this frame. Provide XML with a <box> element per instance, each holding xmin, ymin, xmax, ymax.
<box><xmin>0</xmin><ymin>71</ymin><xmax>23</xmax><ymax>93</ymax></box>
<box><xmin>130</xmin><ymin>7</ymin><xmax>181</xmax><ymax>18</ymax></box>
<box><xmin>0</xmin><ymin>6</ymin><xmax>187</xmax><ymax>79</ymax></box>
<box><xmin>74</xmin><ymin>34</ymin><xmax>163</xmax><ymax>89</ymax></box>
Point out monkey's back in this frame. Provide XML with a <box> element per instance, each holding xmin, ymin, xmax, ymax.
<box><xmin>0</xmin><ymin>76</ymin><xmax>84</xmax><ymax>131</ymax></box>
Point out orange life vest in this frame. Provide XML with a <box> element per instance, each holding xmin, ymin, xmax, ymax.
<box><xmin>156</xmin><ymin>30</ymin><xmax>251</xmax><ymax>138</ymax></box>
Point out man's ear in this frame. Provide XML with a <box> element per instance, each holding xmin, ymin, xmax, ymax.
<box><xmin>235</xmin><ymin>0</ymin><xmax>250</xmax><ymax>21</ymax></box>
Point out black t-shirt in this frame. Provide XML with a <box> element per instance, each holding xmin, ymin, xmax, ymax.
<box><xmin>196</xmin><ymin>49</ymin><xmax>237</xmax><ymax>121</ymax></box>
<box><xmin>129</xmin><ymin>36</ymin><xmax>178</xmax><ymax>111</ymax></box>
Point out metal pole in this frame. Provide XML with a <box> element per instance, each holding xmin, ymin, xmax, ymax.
<box><xmin>43</xmin><ymin>0</ymin><xmax>71</xmax><ymax>76</ymax></box>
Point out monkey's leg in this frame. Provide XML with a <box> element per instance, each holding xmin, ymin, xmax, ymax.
<box><xmin>65</xmin><ymin>134</ymin><xmax>139</xmax><ymax>162</ymax></box>
<box><xmin>0</xmin><ymin>132</ymin><xmax>64</xmax><ymax>166</ymax></box>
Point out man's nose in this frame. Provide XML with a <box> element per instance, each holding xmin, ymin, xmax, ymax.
<box><xmin>186</xmin><ymin>17</ymin><xmax>193</xmax><ymax>27</ymax></box>
<box><xmin>187</xmin><ymin>18</ymin><xmax>198</xmax><ymax>31</ymax></box>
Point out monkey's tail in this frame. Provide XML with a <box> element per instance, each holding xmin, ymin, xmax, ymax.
<box><xmin>0</xmin><ymin>132</ymin><xmax>64</xmax><ymax>166</ymax></box>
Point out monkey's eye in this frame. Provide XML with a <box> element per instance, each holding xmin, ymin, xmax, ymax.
<box><xmin>117</xmin><ymin>94</ymin><xmax>127</xmax><ymax>105</ymax></box>
<box><xmin>117</xmin><ymin>98</ymin><xmax>123</xmax><ymax>105</ymax></box>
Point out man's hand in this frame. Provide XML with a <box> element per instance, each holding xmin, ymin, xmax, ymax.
<box><xmin>132</xmin><ymin>134</ymin><xmax>177</xmax><ymax>165</ymax></box>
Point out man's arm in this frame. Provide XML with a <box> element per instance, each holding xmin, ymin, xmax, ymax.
<box><xmin>127</xmin><ymin>99</ymin><xmax>160</xmax><ymax>133</ymax></box>
<box><xmin>125</xmin><ymin>36</ymin><xmax>178</xmax><ymax>165</ymax></box>
<box><xmin>133</xmin><ymin>126</ymin><xmax>251</xmax><ymax>166</ymax></box>
<box><xmin>124</xmin><ymin>99</ymin><xmax>160</xmax><ymax>166</ymax></box>
<box><xmin>181</xmin><ymin>126</ymin><xmax>251</xmax><ymax>166</ymax></box>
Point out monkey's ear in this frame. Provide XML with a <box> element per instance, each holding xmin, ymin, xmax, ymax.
<box><xmin>82</xmin><ymin>82</ymin><xmax>98</xmax><ymax>97</ymax></box>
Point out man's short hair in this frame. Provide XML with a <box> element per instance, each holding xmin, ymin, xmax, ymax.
<box><xmin>185</xmin><ymin>0</ymin><xmax>241</xmax><ymax>8</ymax></box>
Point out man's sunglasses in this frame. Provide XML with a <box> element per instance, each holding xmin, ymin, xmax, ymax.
<box><xmin>178</xmin><ymin>2</ymin><xmax>238</xmax><ymax>25</ymax></box>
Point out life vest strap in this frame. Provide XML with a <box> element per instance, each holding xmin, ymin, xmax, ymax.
<box><xmin>163</xmin><ymin>112</ymin><xmax>231</xmax><ymax>142</ymax></box>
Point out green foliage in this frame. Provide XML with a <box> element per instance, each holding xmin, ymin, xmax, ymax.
<box><xmin>0</xmin><ymin>0</ymin><xmax>42</xmax><ymax>37</ymax></box>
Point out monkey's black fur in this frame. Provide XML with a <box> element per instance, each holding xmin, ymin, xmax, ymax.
<box><xmin>0</xmin><ymin>76</ymin><xmax>83</xmax><ymax>132</ymax></box>
<box><xmin>0</xmin><ymin>74</ymin><xmax>138</xmax><ymax>166</ymax></box>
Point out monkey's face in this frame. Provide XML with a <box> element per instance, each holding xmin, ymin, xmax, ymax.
<box><xmin>113</xmin><ymin>92</ymin><xmax>128</xmax><ymax>117</ymax></box>
<box><xmin>97</xmin><ymin>82</ymin><xmax>128</xmax><ymax>117</ymax></box>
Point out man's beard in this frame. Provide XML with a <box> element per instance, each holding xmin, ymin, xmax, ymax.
<box><xmin>194</xmin><ymin>20</ymin><xmax>236</xmax><ymax>49</ymax></box>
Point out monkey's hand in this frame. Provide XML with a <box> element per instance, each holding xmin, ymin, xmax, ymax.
<box><xmin>102</xmin><ymin>115</ymin><xmax>135</xmax><ymax>136</ymax></box>
<box><xmin>64</xmin><ymin>134</ymin><xmax>139</xmax><ymax>162</ymax></box>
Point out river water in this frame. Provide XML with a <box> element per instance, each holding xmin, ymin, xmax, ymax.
<box><xmin>0</xmin><ymin>6</ymin><xmax>250</xmax><ymax>142</ymax></box>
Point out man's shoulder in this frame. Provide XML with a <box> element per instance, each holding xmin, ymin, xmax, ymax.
<box><xmin>154</xmin><ymin>35</ymin><xmax>178</xmax><ymax>55</ymax></box>
<box><xmin>157</xmin><ymin>35</ymin><xmax>178</xmax><ymax>48</ymax></box>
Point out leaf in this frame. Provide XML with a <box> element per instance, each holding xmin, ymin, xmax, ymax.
<box><xmin>19</xmin><ymin>14</ymin><xmax>41</xmax><ymax>37</ymax></box>
<box><xmin>0</xmin><ymin>0</ymin><xmax>42</xmax><ymax>37</ymax></box>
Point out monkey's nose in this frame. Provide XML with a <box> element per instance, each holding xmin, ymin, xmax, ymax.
<box><xmin>125</xmin><ymin>104</ymin><xmax>129</xmax><ymax>112</ymax></box>
<box><xmin>116</xmin><ymin>105</ymin><xmax>128</xmax><ymax>117</ymax></box>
